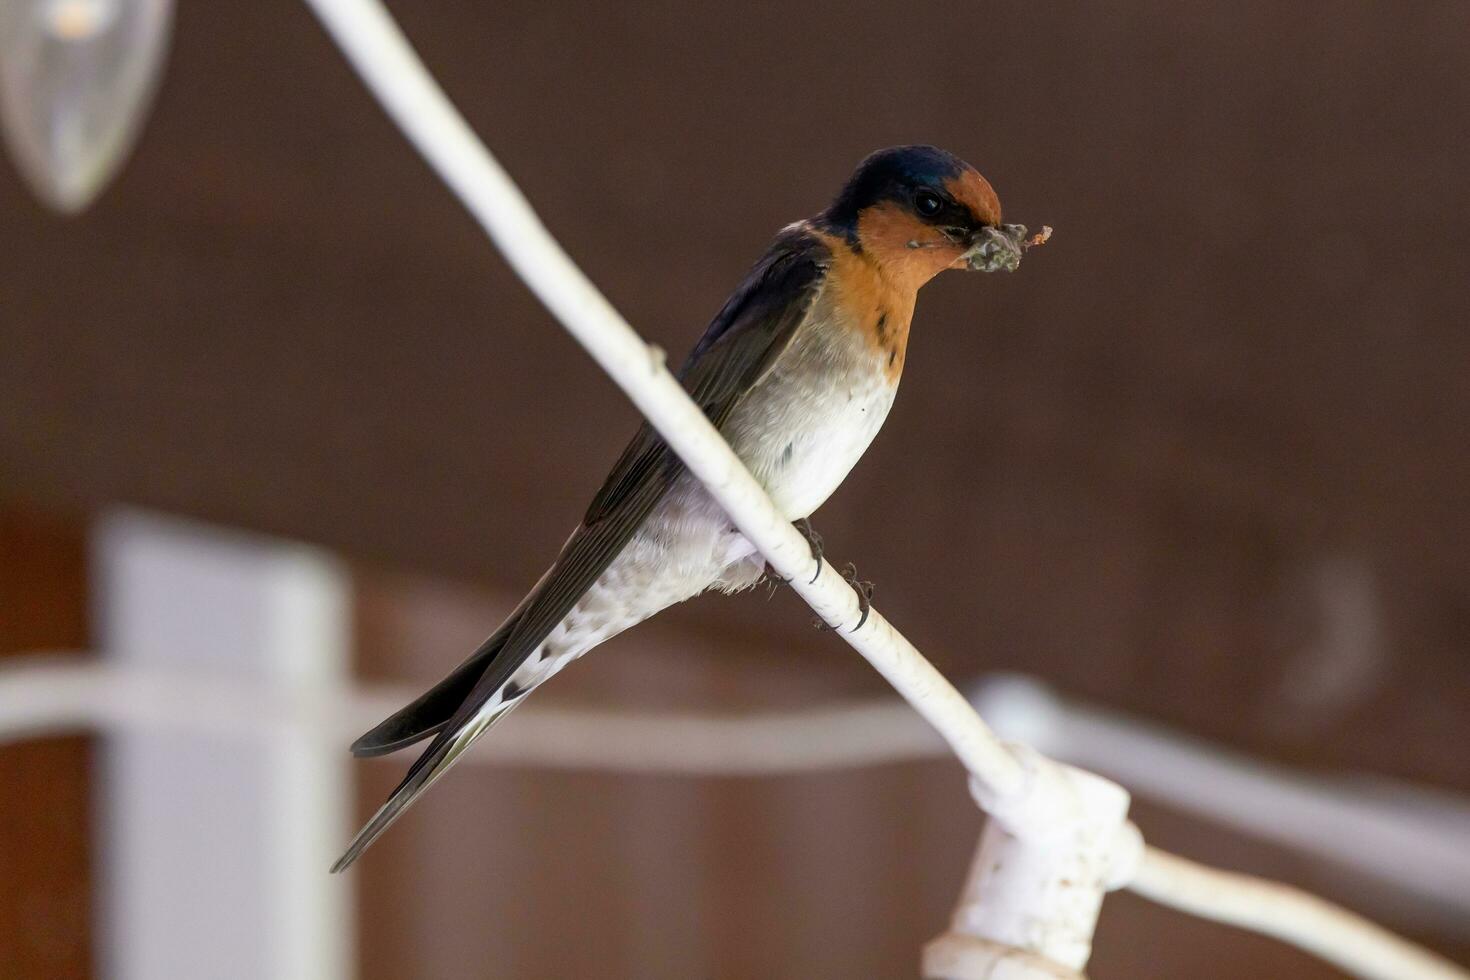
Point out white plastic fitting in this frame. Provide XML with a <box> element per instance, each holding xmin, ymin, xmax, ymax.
<box><xmin>924</xmin><ymin>745</ymin><xmax>1137</xmax><ymax>979</ymax></box>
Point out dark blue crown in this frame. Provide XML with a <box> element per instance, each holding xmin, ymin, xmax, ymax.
<box><xmin>822</xmin><ymin>145</ymin><xmax>968</xmax><ymax>234</ymax></box>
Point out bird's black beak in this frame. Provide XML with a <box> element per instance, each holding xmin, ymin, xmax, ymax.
<box><xmin>962</xmin><ymin>224</ymin><xmax>1028</xmax><ymax>273</ymax></box>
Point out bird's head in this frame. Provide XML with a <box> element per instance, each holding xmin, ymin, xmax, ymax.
<box><xmin>819</xmin><ymin>145</ymin><xmax>1029</xmax><ymax>289</ymax></box>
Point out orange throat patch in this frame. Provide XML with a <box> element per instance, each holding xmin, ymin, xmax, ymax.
<box><xmin>812</xmin><ymin>226</ymin><xmax>918</xmax><ymax>382</ymax></box>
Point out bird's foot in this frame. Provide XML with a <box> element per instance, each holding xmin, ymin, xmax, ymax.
<box><xmin>767</xmin><ymin>518</ymin><xmax>825</xmax><ymax>594</ymax></box>
<box><xmin>792</xmin><ymin>518</ymin><xmax>824</xmax><ymax>583</ymax></box>
<box><xmin>813</xmin><ymin>562</ymin><xmax>875</xmax><ymax>632</ymax></box>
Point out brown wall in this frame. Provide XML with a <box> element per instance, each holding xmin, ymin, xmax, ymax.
<box><xmin>0</xmin><ymin>511</ymin><xmax>91</xmax><ymax>978</ymax></box>
<box><xmin>2</xmin><ymin>1</ymin><xmax>1468</xmax><ymax>976</ymax></box>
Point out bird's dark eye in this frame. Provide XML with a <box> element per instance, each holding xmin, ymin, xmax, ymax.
<box><xmin>914</xmin><ymin>190</ymin><xmax>944</xmax><ymax>217</ymax></box>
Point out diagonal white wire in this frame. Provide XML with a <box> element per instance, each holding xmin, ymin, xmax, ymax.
<box><xmin>286</xmin><ymin>2</ymin><xmax>1470</xmax><ymax>977</ymax></box>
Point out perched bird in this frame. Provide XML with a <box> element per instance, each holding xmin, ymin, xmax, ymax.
<box><xmin>333</xmin><ymin>144</ymin><xmax>1029</xmax><ymax>871</ymax></box>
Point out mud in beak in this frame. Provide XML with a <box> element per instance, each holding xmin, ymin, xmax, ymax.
<box><xmin>962</xmin><ymin>223</ymin><xmax>1028</xmax><ymax>273</ymax></box>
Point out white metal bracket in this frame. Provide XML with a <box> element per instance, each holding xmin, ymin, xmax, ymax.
<box><xmin>924</xmin><ymin>745</ymin><xmax>1139</xmax><ymax>979</ymax></box>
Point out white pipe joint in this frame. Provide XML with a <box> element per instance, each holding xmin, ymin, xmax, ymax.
<box><xmin>924</xmin><ymin>744</ymin><xmax>1141</xmax><ymax>979</ymax></box>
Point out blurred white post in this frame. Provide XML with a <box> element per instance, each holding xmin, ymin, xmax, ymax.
<box><xmin>94</xmin><ymin>510</ymin><xmax>354</xmax><ymax>980</ymax></box>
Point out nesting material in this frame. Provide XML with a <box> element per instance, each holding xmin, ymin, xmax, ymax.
<box><xmin>963</xmin><ymin>223</ymin><xmax>1053</xmax><ymax>273</ymax></box>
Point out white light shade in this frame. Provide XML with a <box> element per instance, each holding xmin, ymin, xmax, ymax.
<box><xmin>0</xmin><ymin>0</ymin><xmax>172</xmax><ymax>213</ymax></box>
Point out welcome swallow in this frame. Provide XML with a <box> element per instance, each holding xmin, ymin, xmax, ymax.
<box><xmin>333</xmin><ymin>145</ymin><xmax>1032</xmax><ymax>870</ymax></box>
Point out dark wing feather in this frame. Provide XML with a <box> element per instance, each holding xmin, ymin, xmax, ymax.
<box><xmin>330</xmin><ymin>476</ymin><xmax>670</xmax><ymax>873</ymax></box>
<box><xmin>348</xmin><ymin>562</ymin><xmax>556</xmax><ymax>756</ymax></box>
<box><xmin>437</xmin><ymin>225</ymin><xmax>830</xmax><ymax>732</ymax></box>
<box><xmin>348</xmin><ymin>228</ymin><xmax>829</xmax><ymax>760</ymax></box>
<box><xmin>584</xmin><ymin>225</ymin><xmax>831</xmax><ymax>522</ymax></box>
<box><xmin>348</xmin><ymin>616</ymin><xmax>519</xmax><ymax>757</ymax></box>
<box><xmin>332</xmin><ymin>227</ymin><xmax>830</xmax><ymax>871</ymax></box>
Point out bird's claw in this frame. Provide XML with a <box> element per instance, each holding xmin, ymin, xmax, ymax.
<box><xmin>842</xmin><ymin>562</ymin><xmax>875</xmax><ymax>632</ymax></box>
<box><xmin>812</xmin><ymin>562</ymin><xmax>875</xmax><ymax>632</ymax></box>
<box><xmin>792</xmin><ymin>518</ymin><xmax>824</xmax><ymax>583</ymax></box>
<box><xmin>763</xmin><ymin>519</ymin><xmax>825</xmax><ymax>595</ymax></box>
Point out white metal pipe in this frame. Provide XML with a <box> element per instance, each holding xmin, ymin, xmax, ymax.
<box><xmin>2</xmin><ymin>653</ymin><xmax>1466</xmax><ymax>977</ymax></box>
<box><xmin>1130</xmin><ymin>847</ymin><xmax>1470</xmax><ymax>980</ymax></box>
<box><xmin>0</xmin><ymin>653</ymin><xmax>945</xmax><ymax>773</ymax></box>
<box><xmin>976</xmin><ymin>675</ymin><xmax>1470</xmax><ymax>919</ymax></box>
<box><xmin>6</xmin><ymin>654</ymin><xmax>1470</xmax><ymax>921</ymax></box>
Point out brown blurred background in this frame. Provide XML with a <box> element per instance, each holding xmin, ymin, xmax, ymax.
<box><xmin>3</xmin><ymin>1</ymin><xmax>1468</xmax><ymax>976</ymax></box>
